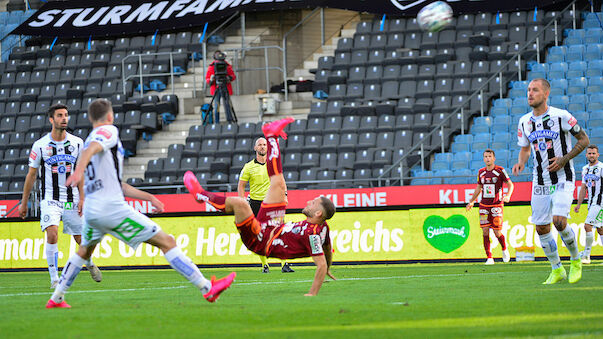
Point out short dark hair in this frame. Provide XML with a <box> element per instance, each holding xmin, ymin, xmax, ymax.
<box><xmin>319</xmin><ymin>196</ymin><xmax>336</xmax><ymax>220</ymax></box>
<box><xmin>587</xmin><ymin>144</ymin><xmax>599</xmax><ymax>151</ymax></box>
<box><xmin>531</xmin><ymin>78</ymin><xmax>551</xmax><ymax>92</ymax></box>
<box><xmin>48</xmin><ymin>104</ymin><xmax>68</xmax><ymax>118</ymax></box>
<box><xmin>88</xmin><ymin>98</ymin><xmax>113</xmax><ymax>122</ymax></box>
<box><xmin>483</xmin><ymin>149</ymin><xmax>495</xmax><ymax>156</ymax></box>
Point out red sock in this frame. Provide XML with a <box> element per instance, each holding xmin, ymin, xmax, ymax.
<box><xmin>497</xmin><ymin>234</ymin><xmax>507</xmax><ymax>251</ymax></box>
<box><xmin>266</xmin><ymin>136</ymin><xmax>282</xmax><ymax>177</ymax></box>
<box><xmin>200</xmin><ymin>189</ymin><xmax>226</xmax><ymax>209</ymax></box>
<box><xmin>483</xmin><ymin>235</ymin><xmax>492</xmax><ymax>258</ymax></box>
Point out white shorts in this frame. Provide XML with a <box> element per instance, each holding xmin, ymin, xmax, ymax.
<box><xmin>82</xmin><ymin>200</ymin><xmax>161</xmax><ymax>250</ymax></box>
<box><xmin>531</xmin><ymin>182</ymin><xmax>575</xmax><ymax>225</ymax></box>
<box><xmin>585</xmin><ymin>204</ymin><xmax>603</xmax><ymax>228</ymax></box>
<box><xmin>40</xmin><ymin>199</ymin><xmax>82</xmax><ymax>235</ymax></box>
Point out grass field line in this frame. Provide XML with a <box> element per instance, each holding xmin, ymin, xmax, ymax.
<box><xmin>2</xmin><ymin>269</ymin><xmax>602</xmax><ymax>298</ymax></box>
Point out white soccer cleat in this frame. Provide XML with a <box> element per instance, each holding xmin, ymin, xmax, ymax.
<box><xmin>50</xmin><ymin>280</ymin><xmax>59</xmax><ymax>289</ymax></box>
<box><xmin>485</xmin><ymin>258</ymin><xmax>495</xmax><ymax>265</ymax></box>
<box><xmin>88</xmin><ymin>264</ymin><xmax>102</xmax><ymax>282</ymax></box>
<box><xmin>502</xmin><ymin>249</ymin><xmax>511</xmax><ymax>263</ymax></box>
<box><xmin>581</xmin><ymin>253</ymin><xmax>591</xmax><ymax>265</ymax></box>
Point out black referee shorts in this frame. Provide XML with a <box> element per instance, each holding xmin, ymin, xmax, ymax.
<box><xmin>248</xmin><ymin>198</ymin><xmax>263</xmax><ymax>217</ymax></box>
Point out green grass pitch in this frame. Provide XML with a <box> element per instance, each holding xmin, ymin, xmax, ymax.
<box><xmin>1</xmin><ymin>262</ymin><xmax>602</xmax><ymax>338</ymax></box>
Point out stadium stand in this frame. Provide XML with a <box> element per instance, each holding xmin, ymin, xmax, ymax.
<box><xmin>0</xmin><ymin>4</ymin><xmax>599</xmax><ymax>195</ymax></box>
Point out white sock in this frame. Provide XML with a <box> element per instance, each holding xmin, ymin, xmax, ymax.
<box><xmin>539</xmin><ymin>232</ymin><xmax>562</xmax><ymax>270</ymax></box>
<box><xmin>46</xmin><ymin>243</ymin><xmax>59</xmax><ymax>281</ymax></box>
<box><xmin>51</xmin><ymin>254</ymin><xmax>86</xmax><ymax>303</ymax></box>
<box><xmin>559</xmin><ymin>227</ymin><xmax>579</xmax><ymax>260</ymax></box>
<box><xmin>164</xmin><ymin>247</ymin><xmax>211</xmax><ymax>294</ymax></box>
<box><xmin>585</xmin><ymin>230</ymin><xmax>594</xmax><ymax>257</ymax></box>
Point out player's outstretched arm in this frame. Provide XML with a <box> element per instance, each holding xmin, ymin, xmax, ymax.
<box><xmin>121</xmin><ymin>183</ymin><xmax>165</xmax><ymax>213</ymax></box>
<box><xmin>466</xmin><ymin>184</ymin><xmax>482</xmax><ymax>211</ymax></box>
<box><xmin>65</xmin><ymin>142</ymin><xmax>103</xmax><ymax>188</ymax></box>
<box><xmin>512</xmin><ymin>146</ymin><xmax>531</xmax><ymax>176</ymax></box>
<box><xmin>323</xmin><ymin>241</ymin><xmax>336</xmax><ymax>280</ymax></box>
<box><xmin>574</xmin><ymin>183</ymin><xmax>587</xmax><ymax>213</ymax></box>
<box><xmin>19</xmin><ymin>167</ymin><xmax>38</xmax><ymax>218</ymax></box>
<box><xmin>305</xmin><ymin>255</ymin><xmax>327</xmax><ymax>296</ymax></box>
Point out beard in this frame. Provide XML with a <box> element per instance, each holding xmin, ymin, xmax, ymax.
<box><xmin>302</xmin><ymin>207</ymin><xmax>311</xmax><ymax>217</ymax></box>
<box><xmin>258</xmin><ymin>151</ymin><xmax>266</xmax><ymax>156</ymax></box>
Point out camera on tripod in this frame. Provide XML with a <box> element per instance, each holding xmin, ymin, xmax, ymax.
<box><xmin>213</xmin><ymin>51</ymin><xmax>229</xmax><ymax>86</ymax></box>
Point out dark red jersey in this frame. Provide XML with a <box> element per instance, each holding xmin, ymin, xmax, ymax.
<box><xmin>477</xmin><ymin>165</ymin><xmax>510</xmax><ymax>206</ymax></box>
<box><xmin>266</xmin><ymin>220</ymin><xmax>331</xmax><ymax>259</ymax></box>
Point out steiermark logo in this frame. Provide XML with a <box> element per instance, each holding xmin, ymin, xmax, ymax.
<box><xmin>112</xmin><ymin>218</ymin><xmax>144</xmax><ymax>242</ymax></box>
<box><xmin>423</xmin><ymin>215</ymin><xmax>470</xmax><ymax>253</ymax></box>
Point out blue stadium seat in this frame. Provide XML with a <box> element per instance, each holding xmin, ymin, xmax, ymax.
<box><xmin>548</xmin><ymin>62</ymin><xmax>568</xmax><ymax>79</ymax></box>
<box><xmin>451</xmin><ymin>142</ymin><xmax>470</xmax><ymax>153</ymax></box>
<box><xmin>452</xmin><ymin>152</ymin><xmax>472</xmax><ymax>169</ymax></box>
<box><xmin>566</xmin><ymin>44</ymin><xmax>585</xmax><ymax>61</ymax></box>
<box><xmin>433</xmin><ymin>169</ymin><xmax>453</xmax><ymax>185</ymax></box>
<box><xmin>567</xmin><ymin>77</ymin><xmax>588</xmax><ymax>95</ymax></box>
<box><xmin>548</xmin><ymin>46</ymin><xmax>567</xmax><ymax>62</ymax></box>
<box><xmin>587</xmin><ymin>60</ymin><xmax>603</xmax><ymax>77</ymax></box>
<box><xmin>550</xmin><ymin>95</ymin><xmax>570</xmax><ymax>109</ymax></box>
<box><xmin>585</xmin><ymin>43</ymin><xmax>603</xmax><ymax>61</ymax></box>
<box><xmin>585</xmin><ymin>28</ymin><xmax>603</xmax><ymax>43</ymax></box>
<box><xmin>470</xmin><ymin>160</ymin><xmax>483</xmax><ymax>171</ymax></box>
<box><xmin>432</xmin><ymin>161</ymin><xmax>450</xmax><ymax>171</ymax></box>
<box><xmin>490</xmin><ymin>106</ymin><xmax>509</xmax><ymax>117</ymax></box>
<box><xmin>550</xmin><ymin>78</ymin><xmax>568</xmax><ymax>96</ymax></box>
<box><xmin>574</xmin><ymin>111</ymin><xmax>589</xmax><ymax>127</ymax></box>
<box><xmin>455</xmin><ymin>134</ymin><xmax>473</xmax><ymax>144</ymax></box>
<box><xmin>452</xmin><ymin>169</ymin><xmax>473</xmax><ymax>185</ymax></box>
<box><xmin>435</xmin><ymin>152</ymin><xmax>454</xmax><ymax>163</ymax></box>
<box><xmin>492</xmin><ymin>115</ymin><xmax>512</xmax><ymax>132</ymax></box>
<box><xmin>493</xmin><ymin>98</ymin><xmax>513</xmax><ymax>108</ymax></box>
<box><xmin>587</xmin><ymin>76</ymin><xmax>603</xmax><ymax>93</ymax></box>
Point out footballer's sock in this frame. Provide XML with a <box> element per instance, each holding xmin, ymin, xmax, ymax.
<box><xmin>199</xmin><ymin>189</ymin><xmax>226</xmax><ymax>208</ymax></box>
<box><xmin>46</xmin><ymin>242</ymin><xmax>59</xmax><ymax>282</ymax></box>
<box><xmin>584</xmin><ymin>230</ymin><xmax>594</xmax><ymax>257</ymax></box>
<box><xmin>265</xmin><ymin>137</ymin><xmax>283</xmax><ymax>177</ymax></box>
<box><xmin>559</xmin><ymin>227</ymin><xmax>580</xmax><ymax>260</ymax></box>
<box><xmin>259</xmin><ymin>255</ymin><xmax>268</xmax><ymax>266</ymax></box>
<box><xmin>483</xmin><ymin>235</ymin><xmax>492</xmax><ymax>258</ymax></box>
<box><xmin>164</xmin><ymin>247</ymin><xmax>211</xmax><ymax>294</ymax></box>
<box><xmin>496</xmin><ymin>234</ymin><xmax>507</xmax><ymax>251</ymax></box>
<box><xmin>50</xmin><ymin>254</ymin><xmax>85</xmax><ymax>303</ymax></box>
<box><xmin>539</xmin><ymin>232</ymin><xmax>562</xmax><ymax>269</ymax></box>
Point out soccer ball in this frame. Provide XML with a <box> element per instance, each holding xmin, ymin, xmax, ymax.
<box><xmin>416</xmin><ymin>1</ymin><xmax>453</xmax><ymax>32</ymax></box>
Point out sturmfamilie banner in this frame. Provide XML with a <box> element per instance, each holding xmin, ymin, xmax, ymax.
<box><xmin>12</xmin><ymin>0</ymin><xmax>563</xmax><ymax>38</ymax></box>
<box><xmin>1</xmin><ymin>205</ymin><xmax>600</xmax><ymax>269</ymax></box>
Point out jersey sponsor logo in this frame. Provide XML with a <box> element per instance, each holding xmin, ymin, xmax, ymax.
<box><xmin>309</xmin><ymin>234</ymin><xmax>323</xmax><ymax>255</ymax></box>
<box><xmin>479</xmin><ymin>209</ymin><xmax>489</xmax><ymax>215</ymax></box>
<box><xmin>85</xmin><ymin>179</ymin><xmax>104</xmax><ymax>194</ymax></box>
<box><xmin>30</xmin><ymin>151</ymin><xmax>37</xmax><ymax>160</ymax></box>
<box><xmin>46</xmin><ymin>200</ymin><xmax>63</xmax><ymax>208</ymax></box>
<box><xmin>44</xmin><ymin>154</ymin><xmax>77</xmax><ymax>165</ymax></box>
<box><xmin>97</xmin><ymin>128</ymin><xmax>112</xmax><ymax>139</ymax></box>
<box><xmin>43</xmin><ymin>215</ymin><xmax>50</xmax><ymax>222</ymax></box>
<box><xmin>491</xmin><ymin>207</ymin><xmax>503</xmax><ymax>216</ymax></box>
<box><xmin>528</xmin><ymin>130</ymin><xmax>558</xmax><ymax>142</ymax></box>
<box><xmin>533</xmin><ymin>185</ymin><xmax>556</xmax><ymax>195</ymax></box>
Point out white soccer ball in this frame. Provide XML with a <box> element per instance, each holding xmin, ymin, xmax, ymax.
<box><xmin>417</xmin><ymin>1</ymin><xmax>453</xmax><ymax>32</ymax></box>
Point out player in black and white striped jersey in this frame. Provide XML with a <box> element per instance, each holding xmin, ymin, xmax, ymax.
<box><xmin>574</xmin><ymin>144</ymin><xmax>603</xmax><ymax>264</ymax></box>
<box><xmin>19</xmin><ymin>104</ymin><xmax>101</xmax><ymax>288</ymax></box>
<box><xmin>513</xmin><ymin>78</ymin><xmax>590</xmax><ymax>284</ymax></box>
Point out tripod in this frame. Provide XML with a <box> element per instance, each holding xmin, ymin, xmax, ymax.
<box><xmin>203</xmin><ymin>82</ymin><xmax>238</xmax><ymax>124</ymax></box>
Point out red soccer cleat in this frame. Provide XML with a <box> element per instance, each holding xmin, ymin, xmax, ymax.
<box><xmin>262</xmin><ymin>117</ymin><xmax>295</xmax><ymax>140</ymax></box>
<box><xmin>46</xmin><ymin>299</ymin><xmax>71</xmax><ymax>309</ymax></box>
<box><xmin>204</xmin><ymin>272</ymin><xmax>236</xmax><ymax>303</ymax></box>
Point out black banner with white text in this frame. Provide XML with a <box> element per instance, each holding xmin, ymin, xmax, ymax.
<box><xmin>12</xmin><ymin>0</ymin><xmax>567</xmax><ymax>38</ymax></box>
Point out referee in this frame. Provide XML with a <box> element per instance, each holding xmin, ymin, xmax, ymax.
<box><xmin>238</xmin><ymin>137</ymin><xmax>294</xmax><ymax>273</ymax></box>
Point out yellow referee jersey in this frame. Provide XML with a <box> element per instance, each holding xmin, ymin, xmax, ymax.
<box><xmin>239</xmin><ymin>159</ymin><xmax>270</xmax><ymax>200</ymax></box>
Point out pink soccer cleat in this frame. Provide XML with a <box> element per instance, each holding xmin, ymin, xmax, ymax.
<box><xmin>183</xmin><ymin>171</ymin><xmax>224</xmax><ymax>209</ymax></box>
<box><xmin>204</xmin><ymin>272</ymin><xmax>236</xmax><ymax>303</ymax></box>
<box><xmin>262</xmin><ymin>117</ymin><xmax>295</xmax><ymax>140</ymax></box>
<box><xmin>46</xmin><ymin>299</ymin><xmax>71</xmax><ymax>309</ymax></box>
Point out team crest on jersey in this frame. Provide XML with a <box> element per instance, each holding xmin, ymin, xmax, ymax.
<box><xmin>57</xmin><ymin>165</ymin><xmax>66</xmax><ymax>174</ymax></box>
<box><xmin>492</xmin><ymin>177</ymin><xmax>498</xmax><ymax>183</ymax></box>
<box><xmin>547</xmin><ymin>120</ymin><xmax>555</xmax><ymax>127</ymax></box>
<box><xmin>67</xmin><ymin>145</ymin><xmax>75</xmax><ymax>153</ymax></box>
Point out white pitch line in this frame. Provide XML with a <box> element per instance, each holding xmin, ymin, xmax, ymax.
<box><xmin>0</xmin><ymin>271</ymin><xmax>529</xmax><ymax>298</ymax></box>
<box><xmin>3</xmin><ymin>269</ymin><xmax>602</xmax><ymax>298</ymax></box>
